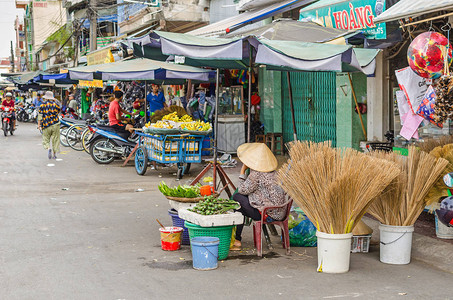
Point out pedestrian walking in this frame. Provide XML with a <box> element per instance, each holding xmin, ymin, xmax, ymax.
<box><xmin>37</xmin><ymin>91</ymin><xmax>61</xmax><ymax>159</ymax></box>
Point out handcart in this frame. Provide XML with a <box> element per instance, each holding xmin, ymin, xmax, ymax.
<box><xmin>134</xmin><ymin>132</ymin><xmax>204</xmax><ymax>179</ymax></box>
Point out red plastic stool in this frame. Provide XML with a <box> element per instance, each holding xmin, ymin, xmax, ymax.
<box><xmin>253</xmin><ymin>199</ymin><xmax>293</xmax><ymax>257</ymax></box>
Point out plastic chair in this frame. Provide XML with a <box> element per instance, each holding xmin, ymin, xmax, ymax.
<box><xmin>253</xmin><ymin>199</ymin><xmax>293</xmax><ymax>257</ymax></box>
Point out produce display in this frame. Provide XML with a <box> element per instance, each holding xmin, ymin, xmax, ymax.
<box><xmin>188</xmin><ymin>196</ymin><xmax>240</xmax><ymax>215</ymax></box>
<box><xmin>162</xmin><ymin>111</ymin><xmax>193</xmax><ymax>122</ymax></box>
<box><xmin>145</xmin><ymin>120</ymin><xmax>175</xmax><ymax>129</ymax></box>
<box><xmin>158</xmin><ymin>182</ymin><xmax>201</xmax><ymax>198</ymax></box>
<box><xmin>180</xmin><ymin>120</ymin><xmax>211</xmax><ymax>132</ymax></box>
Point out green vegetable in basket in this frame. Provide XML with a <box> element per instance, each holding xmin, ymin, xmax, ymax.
<box><xmin>188</xmin><ymin>196</ymin><xmax>240</xmax><ymax>215</ymax></box>
<box><xmin>157</xmin><ymin>181</ymin><xmax>201</xmax><ymax>198</ymax></box>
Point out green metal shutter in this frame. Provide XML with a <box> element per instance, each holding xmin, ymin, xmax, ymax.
<box><xmin>282</xmin><ymin>72</ymin><xmax>337</xmax><ymax>146</ymax></box>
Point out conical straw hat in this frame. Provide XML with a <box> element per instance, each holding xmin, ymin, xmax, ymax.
<box><xmin>352</xmin><ymin>219</ymin><xmax>373</xmax><ymax>235</ymax></box>
<box><xmin>237</xmin><ymin>143</ymin><xmax>278</xmax><ymax>172</ymax></box>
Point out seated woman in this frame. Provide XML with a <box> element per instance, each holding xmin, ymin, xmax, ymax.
<box><xmin>232</xmin><ymin>143</ymin><xmax>286</xmax><ymax>251</ymax></box>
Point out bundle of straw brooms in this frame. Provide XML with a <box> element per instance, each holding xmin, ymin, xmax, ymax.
<box><xmin>367</xmin><ymin>147</ymin><xmax>449</xmax><ymax>226</ymax></box>
<box><xmin>278</xmin><ymin>142</ymin><xmax>450</xmax><ymax>233</ymax></box>
<box><xmin>278</xmin><ymin>141</ymin><xmax>400</xmax><ymax>234</ymax></box>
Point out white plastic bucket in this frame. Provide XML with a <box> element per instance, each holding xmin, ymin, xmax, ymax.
<box><xmin>316</xmin><ymin>231</ymin><xmax>353</xmax><ymax>273</ymax></box>
<box><xmin>435</xmin><ymin>214</ymin><xmax>453</xmax><ymax>239</ymax></box>
<box><xmin>379</xmin><ymin>224</ymin><xmax>414</xmax><ymax>265</ymax></box>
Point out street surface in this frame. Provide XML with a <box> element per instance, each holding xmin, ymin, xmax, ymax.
<box><xmin>1</xmin><ymin>123</ymin><xmax>453</xmax><ymax>299</ymax></box>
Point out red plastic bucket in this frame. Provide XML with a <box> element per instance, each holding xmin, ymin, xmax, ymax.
<box><xmin>159</xmin><ymin>227</ymin><xmax>183</xmax><ymax>251</ymax></box>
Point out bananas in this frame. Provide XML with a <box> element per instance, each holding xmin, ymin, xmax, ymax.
<box><xmin>143</xmin><ymin>117</ymin><xmax>211</xmax><ymax>132</ymax></box>
<box><xmin>162</xmin><ymin>112</ymin><xmax>179</xmax><ymax>121</ymax></box>
<box><xmin>161</xmin><ymin>112</ymin><xmax>193</xmax><ymax>122</ymax></box>
<box><xmin>151</xmin><ymin>120</ymin><xmax>174</xmax><ymax>129</ymax></box>
<box><xmin>180</xmin><ymin>120</ymin><xmax>211</xmax><ymax>131</ymax></box>
<box><xmin>180</xmin><ymin>114</ymin><xmax>193</xmax><ymax>122</ymax></box>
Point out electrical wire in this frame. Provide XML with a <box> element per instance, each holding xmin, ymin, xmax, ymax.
<box><xmin>37</xmin><ymin>17</ymin><xmax>87</xmax><ymax>63</ymax></box>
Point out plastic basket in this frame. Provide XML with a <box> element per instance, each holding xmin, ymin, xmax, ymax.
<box><xmin>168</xmin><ymin>209</ymin><xmax>190</xmax><ymax>245</ymax></box>
<box><xmin>184</xmin><ymin>221</ymin><xmax>233</xmax><ymax>260</ymax></box>
<box><xmin>351</xmin><ymin>234</ymin><xmax>371</xmax><ymax>253</ymax></box>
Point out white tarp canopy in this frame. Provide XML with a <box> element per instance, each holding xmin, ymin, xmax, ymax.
<box><xmin>374</xmin><ymin>0</ymin><xmax>453</xmax><ymax>23</ymax></box>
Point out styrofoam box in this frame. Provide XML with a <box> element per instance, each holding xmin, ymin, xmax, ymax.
<box><xmin>168</xmin><ymin>200</ymin><xmax>197</xmax><ymax>211</ymax></box>
<box><xmin>178</xmin><ymin>208</ymin><xmax>244</xmax><ymax>227</ymax></box>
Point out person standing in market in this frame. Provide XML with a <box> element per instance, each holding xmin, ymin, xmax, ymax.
<box><xmin>67</xmin><ymin>94</ymin><xmax>78</xmax><ymax>113</ymax></box>
<box><xmin>33</xmin><ymin>91</ymin><xmax>44</xmax><ymax>108</ymax></box>
<box><xmin>37</xmin><ymin>91</ymin><xmax>61</xmax><ymax>159</ymax></box>
<box><xmin>146</xmin><ymin>84</ymin><xmax>167</xmax><ymax>116</ymax></box>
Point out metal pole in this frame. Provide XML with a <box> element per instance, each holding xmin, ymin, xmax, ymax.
<box><xmin>247</xmin><ymin>46</ymin><xmax>252</xmax><ymax>143</ymax></box>
<box><xmin>213</xmin><ymin>68</ymin><xmax>220</xmax><ymax>187</ymax></box>
<box><xmin>286</xmin><ymin>72</ymin><xmax>297</xmax><ymax>141</ymax></box>
<box><xmin>144</xmin><ymin>80</ymin><xmax>148</xmax><ymax>123</ymax></box>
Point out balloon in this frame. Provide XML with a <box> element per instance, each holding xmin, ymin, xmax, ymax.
<box><xmin>407</xmin><ymin>32</ymin><xmax>453</xmax><ymax>79</ymax></box>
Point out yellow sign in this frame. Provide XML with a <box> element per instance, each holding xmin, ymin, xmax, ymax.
<box><xmin>87</xmin><ymin>48</ymin><xmax>115</xmax><ymax>66</ymax></box>
<box><xmin>79</xmin><ymin>80</ymin><xmax>103</xmax><ymax>88</ymax></box>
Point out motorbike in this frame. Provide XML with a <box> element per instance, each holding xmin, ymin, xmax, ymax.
<box><xmin>86</xmin><ymin>111</ymin><xmax>143</xmax><ymax>164</ymax></box>
<box><xmin>1</xmin><ymin>106</ymin><xmax>15</xmax><ymax>136</ymax></box>
<box><xmin>16</xmin><ymin>106</ymin><xmax>26</xmax><ymax>122</ymax></box>
<box><xmin>86</xmin><ymin>124</ymin><xmax>138</xmax><ymax>164</ymax></box>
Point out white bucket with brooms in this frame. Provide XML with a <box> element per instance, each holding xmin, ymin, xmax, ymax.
<box><xmin>379</xmin><ymin>224</ymin><xmax>414</xmax><ymax>265</ymax></box>
<box><xmin>316</xmin><ymin>231</ymin><xmax>353</xmax><ymax>273</ymax></box>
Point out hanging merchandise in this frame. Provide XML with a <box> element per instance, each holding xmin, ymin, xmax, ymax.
<box><xmin>407</xmin><ymin>31</ymin><xmax>453</xmax><ymax>79</ymax></box>
<box><xmin>395</xmin><ymin>67</ymin><xmax>428</xmax><ymax>114</ymax></box>
<box><xmin>433</xmin><ymin>76</ymin><xmax>453</xmax><ymax>124</ymax></box>
<box><xmin>416</xmin><ymin>85</ymin><xmax>443</xmax><ymax>128</ymax></box>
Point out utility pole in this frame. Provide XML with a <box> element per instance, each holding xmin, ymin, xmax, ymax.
<box><xmin>89</xmin><ymin>0</ymin><xmax>97</xmax><ymax>52</ymax></box>
<box><xmin>10</xmin><ymin>41</ymin><xmax>15</xmax><ymax>73</ymax></box>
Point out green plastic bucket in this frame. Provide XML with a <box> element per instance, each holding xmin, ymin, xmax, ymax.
<box><xmin>184</xmin><ymin>221</ymin><xmax>233</xmax><ymax>260</ymax></box>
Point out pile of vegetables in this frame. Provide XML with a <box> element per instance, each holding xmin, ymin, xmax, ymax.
<box><xmin>188</xmin><ymin>196</ymin><xmax>240</xmax><ymax>215</ymax></box>
<box><xmin>158</xmin><ymin>182</ymin><xmax>201</xmax><ymax>198</ymax></box>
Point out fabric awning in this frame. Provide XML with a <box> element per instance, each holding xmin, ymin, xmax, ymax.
<box><xmin>33</xmin><ymin>73</ymin><xmax>78</xmax><ymax>85</ymax></box>
<box><xmin>255</xmin><ymin>38</ymin><xmax>380</xmax><ymax>75</ymax></box>
<box><xmin>67</xmin><ymin>58</ymin><xmax>212</xmax><ymax>82</ymax></box>
<box><xmin>374</xmin><ymin>0</ymin><xmax>453</xmax><ymax>24</ymax></box>
<box><xmin>153</xmin><ymin>30</ymin><xmax>251</xmax><ymax>69</ymax></box>
<box><xmin>187</xmin><ymin>0</ymin><xmax>316</xmax><ymax>37</ymax></box>
<box><xmin>225</xmin><ymin>19</ymin><xmax>361</xmax><ymax>44</ymax></box>
<box><xmin>82</xmin><ymin>14</ymin><xmax>118</xmax><ymax>28</ymax></box>
<box><xmin>8</xmin><ymin>71</ymin><xmax>49</xmax><ymax>85</ymax></box>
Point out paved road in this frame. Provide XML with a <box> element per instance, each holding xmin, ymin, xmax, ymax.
<box><xmin>1</xmin><ymin>123</ymin><xmax>453</xmax><ymax>300</ymax></box>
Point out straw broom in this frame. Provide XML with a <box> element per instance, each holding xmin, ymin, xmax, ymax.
<box><xmin>278</xmin><ymin>141</ymin><xmax>400</xmax><ymax>234</ymax></box>
<box><xmin>367</xmin><ymin>147</ymin><xmax>449</xmax><ymax>226</ymax></box>
<box><xmin>417</xmin><ymin>135</ymin><xmax>453</xmax><ymax>153</ymax></box>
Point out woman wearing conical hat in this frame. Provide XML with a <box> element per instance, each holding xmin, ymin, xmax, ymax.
<box><xmin>231</xmin><ymin>143</ymin><xmax>286</xmax><ymax>251</ymax></box>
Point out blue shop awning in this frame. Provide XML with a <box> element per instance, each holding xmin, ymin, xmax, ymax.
<box><xmin>82</xmin><ymin>14</ymin><xmax>118</xmax><ymax>28</ymax></box>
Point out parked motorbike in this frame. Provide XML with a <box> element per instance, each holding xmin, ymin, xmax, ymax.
<box><xmin>16</xmin><ymin>106</ymin><xmax>26</xmax><ymax>122</ymax></box>
<box><xmin>1</xmin><ymin>106</ymin><xmax>15</xmax><ymax>136</ymax></box>
<box><xmin>86</xmin><ymin>125</ymin><xmax>138</xmax><ymax>164</ymax></box>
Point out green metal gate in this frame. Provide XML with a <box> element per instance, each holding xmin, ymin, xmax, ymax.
<box><xmin>282</xmin><ymin>72</ymin><xmax>337</xmax><ymax>146</ymax></box>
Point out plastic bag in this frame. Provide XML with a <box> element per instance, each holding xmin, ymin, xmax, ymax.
<box><xmin>288</xmin><ymin>207</ymin><xmax>317</xmax><ymax>247</ymax></box>
<box><xmin>416</xmin><ymin>85</ymin><xmax>443</xmax><ymax>128</ymax></box>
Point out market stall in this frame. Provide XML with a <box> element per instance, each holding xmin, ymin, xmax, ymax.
<box><xmin>66</xmin><ymin>57</ymin><xmax>214</xmax><ymax>178</ymax></box>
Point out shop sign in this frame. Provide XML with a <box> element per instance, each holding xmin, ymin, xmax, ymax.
<box><xmin>33</xmin><ymin>0</ymin><xmax>47</xmax><ymax>8</ymax></box>
<box><xmin>79</xmin><ymin>79</ymin><xmax>103</xmax><ymax>88</ymax></box>
<box><xmin>87</xmin><ymin>48</ymin><xmax>114</xmax><ymax>66</ymax></box>
<box><xmin>299</xmin><ymin>0</ymin><xmax>387</xmax><ymax>39</ymax></box>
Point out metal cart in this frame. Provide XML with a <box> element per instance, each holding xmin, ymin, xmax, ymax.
<box><xmin>134</xmin><ymin>132</ymin><xmax>204</xmax><ymax>179</ymax></box>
